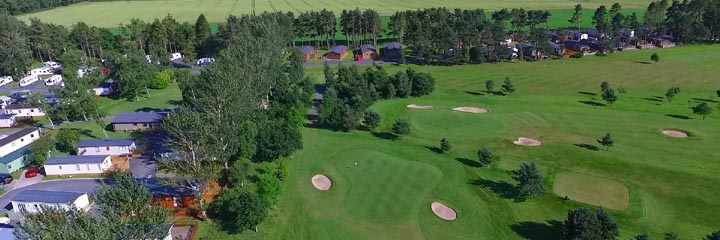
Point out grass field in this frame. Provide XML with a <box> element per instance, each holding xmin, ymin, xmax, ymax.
<box><xmin>188</xmin><ymin>45</ymin><xmax>720</xmax><ymax>240</ymax></box>
<box><xmin>20</xmin><ymin>0</ymin><xmax>651</xmax><ymax>28</ymax></box>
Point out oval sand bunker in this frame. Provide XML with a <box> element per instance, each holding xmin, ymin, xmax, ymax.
<box><xmin>407</xmin><ymin>104</ymin><xmax>434</xmax><ymax>110</ymax></box>
<box><xmin>662</xmin><ymin>130</ymin><xmax>689</xmax><ymax>138</ymax></box>
<box><xmin>452</xmin><ymin>107</ymin><xmax>488</xmax><ymax>114</ymax></box>
<box><xmin>431</xmin><ymin>202</ymin><xmax>457</xmax><ymax>221</ymax></box>
<box><xmin>311</xmin><ymin>174</ymin><xmax>332</xmax><ymax>191</ymax></box>
<box><xmin>513</xmin><ymin>137</ymin><xmax>542</xmax><ymax>147</ymax></box>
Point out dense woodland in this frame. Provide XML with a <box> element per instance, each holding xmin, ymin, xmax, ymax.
<box><xmin>0</xmin><ymin>0</ymin><xmax>88</xmax><ymax>15</ymax></box>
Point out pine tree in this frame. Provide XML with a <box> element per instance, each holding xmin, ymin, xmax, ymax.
<box><xmin>440</xmin><ymin>138</ymin><xmax>451</xmax><ymax>153</ymax></box>
<box><xmin>514</xmin><ymin>162</ymin><xmax>545</xmax><ymax>199</ymax></box>
<box><xmin>563</xmin><ymin>207</ymin><xmax>602</xmax><ymax>240</ymax></box>
<box><xmin>597</xmin><ymin>208</ymin><xmax>619</xmax><ymax>240</ymax></box>
<box><xmin>651</xmin><ymin>53</ymin><xmax>660</xmax><ymax>64</ymax></box>
<box><xmin>664</xmin><ymin>232</ymin><xmax>680</xmax><ymax>240</ymax></box>
<box><xmin>569</xmin><ymin>4</ymin><xmax>583</xmax><ymax>30</ymax></box>
<box><xmin>392</xmin><ymin>119</ymin><xmax>411</xmax><ymax>137</ymax></box>
<box><xmin>602</xmin><ymin>88</ymin><xmax>618</xmax><ymax>105</ymax></box>
<box><xmin>485</xmin><ymin>80</ymin><xmax>495</xmax><ymax>94</ymax></box>
<box><xmin>598</xmin><ymin>133</ymin><xmax>614</xmax><ymax>151</ymax></box>
<box><xmin>477</xmin><ymin>148</ymin><xmax>493</xmax><ymax>166</ymax></box>
<box><xmin>501</xmin><ymin>76</ymin><xmax>516</xmax><ymax>95</ymax></box>
<box><xmin>363</xmin><ymin>110</ymin><xmax>381</xmax><ymax>131</ymax></box>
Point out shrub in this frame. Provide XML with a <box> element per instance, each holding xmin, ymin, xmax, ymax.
<box><xmin>150</xmin><ymin>72</ymin><xmax>171</xmax><ymax>89</ymax></box>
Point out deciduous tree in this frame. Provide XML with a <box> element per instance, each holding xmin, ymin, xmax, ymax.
<box><xmin>706</xmin><ymin>230</ymin><xmax>720</xmax><ymax>240</ymax></box>
<box><xmin>209</xmin><ymin>187</ymin><xmax>266</xmax><ymax>233</ymax></box>
<box><xmin>651</xmin><ymin>53</ymin><xmax>660</xmax><ymax>64</ymax></box>
<box><xmin>28</xmin><ymin>136</ymin><xmax>54</xmax><ymax>167</ymax></box>
<box><xmin>55</xmin><ymin>128</ymin><xmax>80</xmax><ymax>154</ymax></box>
<box><xmin>598</xmin><ymin>133</ymin><xmax>614</xmax><ymax>150</ymax></box>
<box><xmin>392</xmin><ymin>119</ymin><xmax>411</xmax><ymax>137</ymax></box>
<box><xmin>664</xmin><ymin>232</ymin><xmax>680</xmax><ymax>240</ymax></box>
<box><xmin>693</xmin><ymin>102</ymin><xmax>713</xmax><ymax>120</ymax></box>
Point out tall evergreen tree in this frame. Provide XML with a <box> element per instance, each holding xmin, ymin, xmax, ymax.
<box><xmin>514</xmin><ymin>162</ymin><xmax>545</xmax><ymax>199</ymax></box>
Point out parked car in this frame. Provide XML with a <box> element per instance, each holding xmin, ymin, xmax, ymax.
<box><xmin>0</xmin><ymin>174</ymin><xmax>13</xmax><ymax>185</ymax></box>
<box><xmin>25</xmin><ymin>167</ymin><xmax>39</xmax><ymax>178</ymax></box>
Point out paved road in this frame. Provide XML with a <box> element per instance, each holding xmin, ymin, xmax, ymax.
<box><xmin>0</xmin><ymin>179</ymin><xmax>105</xmax><ymax>214</ymax></box>
<box><xmin>308</xmin><ymin>85</ymin><xmax>325</xmax><ymax>123</ymax></box>
<box><xmin>3</xmin><ymin>170</ymin><xmax>43</xmax><ymax>191</ymax></box>
<box><xmin>0</xmin><ymin>80</ymin><xmax>56</xmax><ymax>95</ymax></box>
<box><xmin>129</xmin><ymin>157</ymin><xmax>158</xmax><ymax>179</ymax></box>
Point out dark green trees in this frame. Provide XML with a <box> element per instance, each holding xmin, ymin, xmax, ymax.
<box><xmin>600</xmin><ymin>82</ymin><xmax>618</xmax><ymax>105</ymax></box>
<box><xmin>514</xmin><ymin>162</ymin><xmax>545</xmax><ymax>198</ymax></box>
<box><xmin>563</xmin><ymin>207</ymin><xmax>619</xmax><ymax>240</ymax></box>
<box><xmin>0</xmin><ymin>14</ymin><xmax>32</xmax><ymax>79</ymax></box>
<box><xmin>692</xmin><ymin>102</ymin><xmax>713</xmax><ymax>120</ymax></box>
<box><xmin>28</xmin><ymin>136</ymin><xmax>54</xmax><ymax>166</ymax></box>
<box><xmin>501</xmin><ymin>76</ymin><xmax>516</xmax><ymax>95</ymax></box>
<box><xmin>209</xmin><ymin>187</ymin><xmax>267</xmax><ymax>233</ymax></box>
<box><xmin>651</xmin><ymin>53</ymin><xmax>660</xmax><ymax>64</ymax></box>
<box><xmin>569</xmin><ymin>4</ymin><xmax>583</xmax><ymax>30</ymax></box>
<box><xmin>665</xmin><ymin>87</ymin><xmax>680</xmax><ymax>102</ymax></box>
<box><xmin>598</xmin><ymin>133</ymin><xmax>614</xmax><ymax>151</ymax></box>
<box><xmin>363</xmin><ymin>110</ymin><xmax>381</xmax><ymax>131</ymax></box>
<box><xmin>477</xmin><ymin>148</ymin><xmax>493</xmax><ymax>166</ymax></box>
<box><xmin>485</xmin><ymin>80</ymin><xmax>495</xmax><ymax>94</ymax></box>
<box><xmin>440</xmin><ymin>138</ymin><xmax>451</xmax><ymax>153</ymax></box>
<box><xmin>392</xmin><ymin>119</ymin><xmax>411</xmax><ymax>137</ymax></box>
<box><xmin>55</xmin><ymin>128</ymin><xmax>80</xmax><ymax>154</ymax></box>
<box><xmin>706</xmin><ymin>230</ymin><xmax>720</xmax><ymax>240</ymax></box>
<box><xmin>664</xmin><ymin>232</ymin><xmax>680</xmax><ymax>240</ymax></box>
<box><xmin>634</xmin><ymin>234</ymin><xmax>651</xmax><ymax>240</ymax></box>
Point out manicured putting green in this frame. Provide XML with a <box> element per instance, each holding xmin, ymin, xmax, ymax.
<box><xmin>336</xmin><ymin>150</ymin><xmax>441</xmax><ymax>220</ymax></box>
<box><xmin>553</xmin><ymin>172</ymin><xmax>630</xmax><ymax>210</ymax></box>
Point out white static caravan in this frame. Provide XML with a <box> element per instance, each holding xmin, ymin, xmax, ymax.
<box><xmin>0</xmin><ymin>96</ymin><xmax>12</xmax><ymax>108</ymax></box>
<box><xmin>0</xmin><ymin>76</ymin><xmax>12</xmax><ymax>87</ymax></box>
<box><xmin>9</xmin><ymin>190</ymin><xmax>90</xmax><ymax>221</ymax></box>
<box><xmin>44</xmin><ymin>74</ymin><xmax>63</xmax><ymax>86</ymax></box>
<box><xmin>0</xmin><ymin>114</ymin><xmax>16</xmax><ymax>128</ymax></box>
<box><xmin>169</xmin><ymin>52</ymin><xmax>183</xmax><ymax>61</ymax></box>
<box><xmin>43</xmin><ymin>155</ymin><xmax>112</xmax><ymax>176</ymax></box>
<box><xmin>18</xmin><ymin>75</ymin><xmax>39</xmax><ymax>87</ymax></box>
<box><xmin>29</xmin><ymin>67</ymin><xmax>53</xmax><ymax>76</ymax></box>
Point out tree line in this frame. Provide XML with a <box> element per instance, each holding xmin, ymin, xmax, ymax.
<box><xmin>318</xmin><ymin>64</ymin><xmax>434</xmax><ymax>131</ymax></box>
<box><xmin>0</xmin><ymin>0</ymin><xmax>87</xmax><ymax>15</ymax></box>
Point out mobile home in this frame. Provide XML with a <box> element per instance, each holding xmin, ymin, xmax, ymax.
<box><xmin>29</xmin><ymin>67</ymin><xmax>53</xmax><ymax>76</ymax></box>
<box><xmin>19</xmin><ymin>75</ymin><xmax>39</xmax><ymax>87</ymax></box>
<box><xmin>0</xmin><ymin>76</ymin><xmax>12</xmax><ymax>87</ymax></box>
<box><xmin>44</xmin><ymin>74</ymin><xmax>63</xmax><ymax>86</ymax></box>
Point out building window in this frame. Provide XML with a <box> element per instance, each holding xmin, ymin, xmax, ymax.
<box><xmin>30</xmin><ymin>109</ymin><xmax>34</xmax><ymax>112</ymax></box>
<box><xmin>121</xmin><ymin>146</ymin><xmax>127</xmax><ymax>151</ymax></box>
<box><xmin>59</xmin><ymin>166</ymin><xmax>62</xmax><ymax>170</ymax></box>
<box><xmin>173</xmin><ymin>197</ymin><xmax>184</xmax><ymax>208</ymax></box>
<box><xmin>20</xmin><ymin>138</ymin><xmax>24</xmax><ymax>142</ymax></box>
<box><xmin>133</xmin><ymin>123</ymin><xmax>138</xmax><ymax>126</ymax></box>
<box><xmin>97</xmin><ymin>164</ymin><xmax>101</xmax><ymax>170</ymax></box>
<box><xmin>11</xmin><ymin>142</ymin><xmax>15</xmax><ymax>147</ymax></box>
<box><xmin>95</xmin><ymin>147</ymin><xmax>100</xmax><ymax>152</ymax></box>
<box><xmin>18</xmin><ymin>203</ymin><xmax>26</xmax><ymax>212</ymax></box>
<box><xmin>76</xmin><ymin>165</ymin><xmax>80</xmax><ymax>171</ymax></box>
<box><xmin>142</xmin><ymin>123</ymin><xmax>148</xmax><ymax>127</ymax></box>
<box><xmin>106</xmin><ymin>146</ymin><xmax>110</xmax><ymax>151</ymax></box>
<box><xmin>86</xmin><ymin>165</ymin><xmax>90</xmax><ymax>170</ymax></box>
<box><xmin>30</xmin><ymin>134</ymin><xmax>34</xmax><ymax>138</ymax></box>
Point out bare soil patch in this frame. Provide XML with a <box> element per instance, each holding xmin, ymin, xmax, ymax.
<box><xmin>431</xmin><ymin>202</ymin><xmax>457</xmax><ymax>221</ymax></box>
<box><xmin>311</xmin><ymin>174</ymin><xmax>332</xmax><ymax>191</ymax></box>
<box><xmin>513</xmin><ymin>137</ymin><xmax>542</xmax><ymax>147</ymax></box>
<box><xmin>662</xmin><ymin>130</ymin><xmax>689</xmax><ymax>138</ymax></box>
<box><xmin>452</xmin><ymin>107</ymin><xmax>488</xmax><ymax>114</ymax></box>
<box><xmin>407</xmin><ymin>104</ymin><xmax>434</xmax><ymax>110</ymax></box>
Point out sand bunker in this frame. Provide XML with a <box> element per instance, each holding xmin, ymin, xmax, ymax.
<box><xmin>407</xmin><ymin>104</ymin><xmax>434</xmax><ymax>110</ymax></box>
<box><xmin>662</xmin><ymin>130</ymin><xmax>689</xmax><ymax>138</ymax></box>
<box><xmin>431</xmin><ymin>202</ymin><xmax>457</xmax><ymax>221</ymax></box>
<box><xmin>452</xmin><ymin>107</ymin><xmax>488</xmax><ymax>114</ymax></box>
<box><xmin>311</xmin><ymin>174</ymin><xmax>332</xmax><ymax>191</ymax></box>
<box><xmin>513</xmin><ymin>137</ymin><xmax>542</xmax><ymax>147</ymax></box>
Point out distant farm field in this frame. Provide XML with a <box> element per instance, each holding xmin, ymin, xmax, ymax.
<box><xmin>20</xmin><ymin>0</ymin><xmax>652</xmax><ymax>28</ymax></box>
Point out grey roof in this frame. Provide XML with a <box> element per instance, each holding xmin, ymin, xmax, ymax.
<box><xmin>385</xmin><ymin>42</ymin><xmax>402</xmax><ymax>50</ymax></box>
<box><xmin>78</xmin><ymin>138</ymin><xmax>135</xmax><ymax>148</ymax></box>
<box><xmin>112</xmin><ymin>112</ymin><xmax>166</xmax><ymax>124</ymax></box>
<box><xmin>141</xmin><ymin>178</ymin><xmax>198</xmax><ymax>197</ymax></box>
<box><xmin>0</xmin><ymin>146</ymin><xmax>29</xmax><ymax>164</ymax></box>
<box><xmin>3</xmin><ymin>104</ymin><xmax>32</xmax><ymax>110</ymax></box>
<box><xmin>300</xmin><ymin>46</ymin><xmax>314</xmax><ymax>55</ymax></box>
<box><xmin>0</xmin><ymin>114</ymin><xmax>14</xmax><ymax>120</ymax></box>
<box><xmin>96</xmin><ymin>81</ymin><xmax>117</xmax><ymax>89</ymax></box>
<box><xmin>0</xmin><ymin>128</ymin><xmax>37</xmax><ymax>148</ymax></box>
<box><xmin>360</xmin><ymin>44</ymin><xmax>377</xmax><ymax>53</ymax></box>
<box><xmin>11</xmin><ymin>190</ymin><xmax>86</xmax><ymax>204</ymax></box>
<box><xmin>45</xmin><ymin>155</ymin><xmax>110</xmax><ymax>165</ymax></box>
<box><xmin>329</xmin><ymin>45</ymin><xmax>348</xmax><ymax>54</ymax></box>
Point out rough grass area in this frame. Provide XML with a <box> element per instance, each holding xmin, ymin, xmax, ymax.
<box><xmin>553</xmin><ymin>172</ymin><xmax>630</xmax><ymax>210</ymax></box>
<box><xmin>20</xmin><ymin>0</ymin><xmax>649</xmax><ymax>28</ymax></box>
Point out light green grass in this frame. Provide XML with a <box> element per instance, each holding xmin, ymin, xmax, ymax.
<box><xmin>97</xmin><ymin>84</ymin><xmax>181</xmax><ymax>115</ymax></box>
<box><xmin>227</xmin><ymin>45</ymin><xmax>720</xmax><ymax>240</ymax></box>
<box><xmin>553</xmin><ymin>172</ymin><xmax>630</xmax><ymax>210</ymax></box>
<box><xmin>20</xmin><ymin>0</ymin><xmax>651</xmax><ymax>28</ymax></box>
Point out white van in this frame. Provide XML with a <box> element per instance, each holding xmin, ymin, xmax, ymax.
<box><xmin>44</xmin><ymin>75</ymin><xmax>63</xmax><ymax>86</ymax></box>
<box><xmin>196</xmin><ymin>58</ymin><xmax>215</xmax><ymax>66</ymax></box>
<box><xmin>19</xmin><ymin>75</ymin><xmax>39</xmax><ymax>87</ymax></box>
<box><xmin>169</xmin><ymin>53</ymin><xmax>183</xmax><ymax>61</ymax></box>
<box><xmin>0</xmin><ymin>76</ymin><xmax>12</xmax><ymax>87</ymax></box>
<box><xmin>29</xmin><ymin>67</ymin><xmax>53</xmax><ymax>76</ymax></box>
<box><xmin>43</xmin><ymin>61</ymin><xmax>61</xmax><ymax>69</ymax></box>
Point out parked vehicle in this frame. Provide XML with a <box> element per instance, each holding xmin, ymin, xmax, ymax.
<box><xmin>10</xmin><ymin>90</ymin><xmax>31</xmax><ymax>99</ymax></box>
<box><xmin>0</xmin><ymin>174</ymin><xmax>13</xmax><ymax>185</ymax></box>
<box><xmin>43</xmin><ymin>61</ymin><xmax>61</xmax><ymax>69</ymax></box>
<box><xmin>29</xmin><ymin>67</ymin><xmax>53</xmax><ymax>76</ymax></box>
<box><xmin>0</xmin><ymin>76</ymin><xmax>13</xmax><ymax>87</ymax></box>
<box><xmin>169</xmin><ymin>52</ymin><xmax>183</xmax><ymax>61</ymax></box>
<box><xmin>44</xmin><ymin>74</ymin><xmax>63</xmax><ymax>86</ymax></box>
<box><xmin>25</xmin><ymin>167</ymin><xmax>39</xmax><ymax>178</ymax></box>
<box><xmin>19</xmin><ymin>75</ymin><xmax>39</xmax><ymax>87</ymax></box>
<box><xmin>196</xmin><ymin>58</ymin><xmax>215</xmax><ymax>67</ymax></box>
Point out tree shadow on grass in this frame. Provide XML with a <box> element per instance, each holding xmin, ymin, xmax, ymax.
<box><xmin>574</xmin><ymin>143</ymin><xmax>600</xmax><ymax>151</ymax></box>
<box><xmin>456</xmin><ymin>157</ymin><xmax>481</xmax><ymax>168</ymax></box>
<box><xmin>643</xmin><ymin>97</ymin><xmax>663</xmax><ymax>102</ymax></box>
<box><xmin>633</xmin><ymin>61</ymin><xmax>652</xmax><ymax>65</ymax></box>
<box><xmin>666</xmin><ymin>114</ymin><xmax>692</xmax><ymax>120</ymax></box>
<box><xmin>167</xmin><ymin>100</ymin><xmax>183</xmax><ymax>105</ymax></box>
<box><xmin>469</xmin><ymin>179</ymin><xmax>519</xmax><ymax>200</ymax></box>
<box><xmin>464</xmin><ymin>91</ymin><xmax>485</xmax><ymax>96</ymax></box>
<box><xmin>691</xmin><ymin>97</ymin><xmax>719</xmax><ymax>103</ymax></box>
<box><xmin>577</xmin><ymin>91</ymin><xmax>596</xmax><ymax>96</ymax></box>
<box><xmin>371</xmin><ymin>132</ymin><xmax>397</xmax><ymax>140</ymax></box>
<box><xmin>510</xmin><ymin>220</ymin><xmax>564</xmax><ymax>240</ymax></box>
<box><xmin>578</xmin><ymin>100</ymin><xmax>606</xmax><ymax>107</ymax></box>
<box><xmin>425</xmin><ymin>146</ymin><xmax>443</xmax><ymax>154</ymax></box>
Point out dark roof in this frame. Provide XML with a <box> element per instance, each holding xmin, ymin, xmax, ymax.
<box><xmin>549</xmin><ymin>42</ymin><xmax>562</xmax><ymax>50</ymax></box>
<box><xmin>11</xmin><ymin>190</ymin><xmax>86</xmax><ymax>204</ymax></box>
<box><xmin>328</xmin><ymin>45</ymin><xmax>348</xmax><ymax>54</ymax></box>
<box><xmin>300</xmin><ymin>46</ymin><xmax>314</xmax><ymax>55</ymax></box>
<box><xmin>45</xmin><ymin>155</ymin><xmax>110</xmax><ymax>165</ymax></box>
<box><xmin>543</xmin><ymin>30</ymin><xmax>559</xmax><ymax>37</ymax></box>
<box><xmin>360</xmin><ymin>44</ymin><xmax>377</xmax><ymax>53</ymax></box>
<box><xmin>0</xmin><ymin>128</ymin><xmax>37</xmax><ymax>149</ymax></box>
<box><xmin>78</xmin><ymin>138</ymin><xmax>135</xmax><ymax>148</ymax></box>
<box><xmin>3</xmin><ymin>104</ymin><xmax>33</xmax><ymax>110</ymax></box>
<box><xmin>0</xmin><ymin>114</ymin><xmax>14</xmax><ymax>120</ymax></box>
<box><xmin>112</xmin><ymin>112</ymin><xmax>166</xmax><ymax>124</ymax></box>
<box><xmin>386</xmin><ymin>42</ymin><xmax>401</xmax><ymax>50</ymax></box>
<box><xmin>95</xmin><ymin>81</ymin><xmax>117</xmax><ymax>89</ymax></box>
<box><xmin>582</xmin><ymin>29</ymin><xmax>600</xmax><ymax>37</ymax></box>
<box><xmin>564</xmin><ymin>40</ymin><xmax>588</xmax><ymax>47</ymax></box>
<box><xmin>0</xmin><ymin>146</ymin><xmax>29</xmax><ymax>164</ymax></box>
<box><xmin>141</xmin><ymin>178</ymin><xmax>198</xmax><ymax>197</ymax></box>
